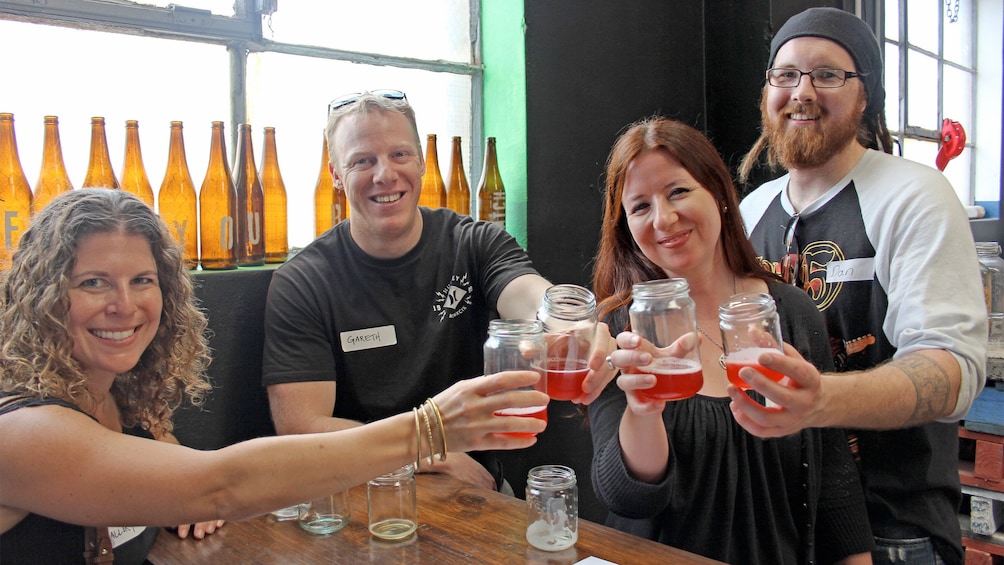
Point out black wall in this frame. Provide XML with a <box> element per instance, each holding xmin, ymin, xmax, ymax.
<box><xmin>513</xmin><ymin>0</ymin><xmax>843</xmax><ymax>527</ymax></box>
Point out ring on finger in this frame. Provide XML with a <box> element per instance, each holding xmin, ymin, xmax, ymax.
<box><xmin>605</xmin><ymin>355</ymin><xmax>616</xmax><ymax>371</ymax></box>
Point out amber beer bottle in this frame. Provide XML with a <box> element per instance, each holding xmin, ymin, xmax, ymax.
<box><xmin>158</xmin><ymin>121</ymin><xmax>198</xmax><ymax>269</ymax></box>
<box><xmin>233</xmin><ymin>124</ymin><xmax>265</xmax><ymax>266</ymax></box>
<box><xmin>0</xmin><ymin>113</ymin><xmax>33</xmax><ymax>271</ymax></box>
<box><xmin>199</xmin><ymin>121</ymin><xmax>238</xmax><ymax>270</ymax></box>
<box><xmin>314</xmin><ymin>136</ymin><xmax>336</xmax><ymax>236</ymax></box>
<box><xmin>477</xmin><ymin>137</ymin><xmax>505</xmax><ymax>229</ymax></box>
<box><xmin>120</xmin><ymin>120</ymin><xmax>155</xmax><ymax>207</ymax></box>
<box><xmin>33</xmin><ymin>116</ymin><xmax>73</xmax><ymax>215</ymax></box>
<box><xmin>419</xmin><ymin>133</ymin><xmax>446</xmax><ymax>209</ymax></box>
<box><xmin>82</xmin><ymin>117</ymin><xmax>120</xmax><ymax>189</ymax></box>
<box><xmin>446</xmin><ymin>136</ymin><xmax>471</xmax><ymax>216</ymax></box>
<box><xmin>260</xmin><ymin>126</ymin><xmax>288</xmax><ymax>263</ymax></box>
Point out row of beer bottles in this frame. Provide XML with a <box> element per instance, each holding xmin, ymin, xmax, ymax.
<box><xmin>417</xmin><ymin>133</ymin><xmax>506</xmax><ymax>228</ymax></box>
<box><xmin>0</xmin><ymin>113</ymin><xmax>290</xmax><ymax>271</ymax></box>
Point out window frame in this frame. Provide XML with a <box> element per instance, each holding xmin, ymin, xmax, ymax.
<box><xmin>869</xmin><ymin>0</ymin><xmax>1002</xmax><ymax>241</ymax></box>
<box><xmin>0</xmin><ymin>0</ymin><xmax>486</xmax><ymax>183</ymax></box>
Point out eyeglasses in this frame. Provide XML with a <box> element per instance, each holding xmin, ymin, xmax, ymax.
<box><xmin>327</xmin><ymin>89</ymin><xmax>407</xmax><ymax>115</ymax></box>
<box><xmin>766</xmin><ymin>67</ymin><xmax>861</xmax><ymax>89</ymax></box>
<box><xmin>780</xmin><ymin>213</ymin><xmax>802</xmax><ymax>286</ymax></box>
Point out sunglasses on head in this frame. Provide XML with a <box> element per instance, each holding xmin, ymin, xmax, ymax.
<box><xmin>327</xmin><ymin>89</ymin><xmax>407</xmax><ymax>115</ymax></box>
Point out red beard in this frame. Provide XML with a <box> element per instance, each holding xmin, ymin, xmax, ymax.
<box><xmin>763</xmin><ymin>100</ymin><xmax>862</xmax><ymax>169</ymax></box>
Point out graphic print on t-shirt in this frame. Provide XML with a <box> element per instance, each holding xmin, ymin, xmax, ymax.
<box><xmin>746</xmin><ymin>185</ymin><xmax>893</xmax><ymax>372</ymax></box>
<box><xmin>433</xmin><ymin>271</ymin><xmax>474</xmax><ymax>322</ymax></box>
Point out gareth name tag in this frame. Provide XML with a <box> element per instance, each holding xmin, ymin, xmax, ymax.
<box><xmin>826</xmin><ymin>258</ymin><xmax>874</xmax><ymax>283</ymax></box>
<box><xmin>341</xmin><ymin>325</ymin><xmax>397</xmax><ymax>352</ymax></box>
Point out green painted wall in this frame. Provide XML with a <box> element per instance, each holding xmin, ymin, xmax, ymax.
<box><xmin>482</xmin><ymin>1</ymin><xmax>528</xmax><ymax>247</ymax></box>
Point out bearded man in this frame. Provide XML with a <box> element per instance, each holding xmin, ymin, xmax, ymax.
<box><xmin>735</xmin><ymin>8</ymin><xmax>987</xmax><ymax>565</ymax></box>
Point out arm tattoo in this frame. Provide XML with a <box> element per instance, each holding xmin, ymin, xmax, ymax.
<box><xmin>889</xmin><ymin>354</ymin><xmax>951</xmax><ymax>425</ymax></box>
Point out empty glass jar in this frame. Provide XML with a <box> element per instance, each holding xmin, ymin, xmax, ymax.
<box><xmin>525</xmin><ymin>464</ymin><xmax>578</xmax><ymax>551</ymax></box>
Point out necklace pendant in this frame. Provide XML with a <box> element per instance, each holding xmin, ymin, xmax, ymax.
<box><xmin>718</xmin><ymin>354</ymin><xmax>726</xmax><ymax>371</ymax></box>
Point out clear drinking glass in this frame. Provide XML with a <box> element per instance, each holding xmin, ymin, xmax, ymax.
<box><xmin>367</xmin><ymin>464</ymin><xmax>417</xmax><ymax>541</ymax></box>
<box><xmin>537</xmin><ymin>284</ymin><xmax>597</xmax><ymax>401</ymax></box>
<box><xmin>719</xmin><ymin>291</ymin><xmax>785</xmax><ymax>390</ymax></box>
<box><xmin>628</xmin><ymin>279</ymin><xmax>703</xmax><ymax>401</ymax></box>
<box><xmin>483</xmin><ymin>319</ymin><xmax>548</xmax><ymax>436</ymax></box>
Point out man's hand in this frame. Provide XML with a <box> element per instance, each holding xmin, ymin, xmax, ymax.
<box><xmin>421</xmin><ymin>452</ymin><xmax>497</xmax><ymax>490</ymax></box>
<box><xmin>726</xmin><ymin>342</ymin><xmax>826</xmax><ymax>438</ymax></box>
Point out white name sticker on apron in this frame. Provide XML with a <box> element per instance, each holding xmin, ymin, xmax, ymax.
<box><xmin>108</xmin><ymin>526</ymin><xmax>146</xmax><ymax>548</ymax></box>
<box><xmin>341</xmin><ymin>325</ymin><xmax>398</xmax><ymax>352</ymax></box>
<box><xmin>826</xmin><ymin>258</ymin><xmax>874</xmax><ymax>283</ymax></box>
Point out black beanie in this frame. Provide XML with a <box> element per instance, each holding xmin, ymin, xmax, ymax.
<box><xmin>768</xmin><ymin>7</ymin><xmax>885</xmax><ymax>116</ymax></box>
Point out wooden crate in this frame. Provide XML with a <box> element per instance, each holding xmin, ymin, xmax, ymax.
<box><xmin>961</xmin><ymin>429</ymin><xmax>1004</xmax><ymax>492</ymax></box>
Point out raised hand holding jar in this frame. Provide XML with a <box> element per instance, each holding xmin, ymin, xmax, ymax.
<box><xmin>627</xmin><ymin>279</ymin><xmax>703</xmax><ymax>401</ymax></box>
<box><xmin>719</xmin><ymin>292</ymin><xmax>785</xmax><ymax>390</ymax></box>
<box><xmin>537</xmin><ymin>284</ymin><xmax>597</xmax><ymax>401</ymax></box>
<box><xmin>483</xmin><ymin>319</ymin><xmax>548</xmax><ymax>435</ymax></box>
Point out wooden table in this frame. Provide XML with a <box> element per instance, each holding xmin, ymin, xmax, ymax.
<box><xmin>148</xmin><ymin>473</ymin><xmax>721</xmax><ymax>564</ymax></box>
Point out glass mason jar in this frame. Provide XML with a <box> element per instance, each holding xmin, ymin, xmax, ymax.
<box><xmin>976</xmin><ymin>241</ymin><xmax>1004</xmax><ymax>314</ymax></box>
<box><xmin>483</xmin><ymin>319</ymin><xmax>548</xmax><ymax>436</ymax></box>
<box><xmin>719</xmin><ymin>292</ymin><xmax>785</xmax><ymax>390</ymax></box>
<box><xmin>525</xmin><ymin>464</ymin><xmax>578</xmax><ymax>551</ymax></box>
<box><xmin>367</xmin><ymin>464</ymin><xmax>417</xmax><ymax>541</ymax></box>
<box><xmin>537</xmin><ymin>284</ymin><xmax>598</xmax><ymax>401</ymax></box>
<box><xmin>298</xmin><ymin>489</ymin><xmax>351</xmax><ymax>535</ymax></box>
<box><xmin>628</xmin><ymin>278</ymin><xmax>703</xmax><ymax>401</ymax></box>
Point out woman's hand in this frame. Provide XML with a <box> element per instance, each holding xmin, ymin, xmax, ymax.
<box><xmin>172</xmin><ymin>519</ymin><xmax>226</xmax><ymax>539</ymax></box>
<box><xmin>432</xmin><ymin>371</ymin><xmax>549</xmax><ymax>454</ymax></box>
<box><xmin>575</xmin><ymin>322</ymin><xmax>618</xmax><ymax>405</ymax></box>
<box><xmin>607</xmin><ymin>331</ymin><xmax>669</xmax><ymax>416</ymax></box>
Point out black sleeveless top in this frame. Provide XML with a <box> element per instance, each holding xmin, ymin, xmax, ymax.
<box><xmin>0</xmin><ymin>394</ymin><xmax>160</xmax><ymax>564</ymax></box>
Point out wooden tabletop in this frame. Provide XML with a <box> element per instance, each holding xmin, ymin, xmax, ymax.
<box><xmin>148</xmin><ymin>472</ymin><xmax>721</xmax><ymax>564</ymax></box>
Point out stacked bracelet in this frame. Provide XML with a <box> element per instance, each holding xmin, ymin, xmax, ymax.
<box><xmin>412</xmin><ymin>399</ymin><xmax>448</xmax><ymax>468</ymax></box>
<box><xmin>419</xmin><ymin>402</ymin><xmax>435</xmax><ymax>467</ymax></box>
<box><xmin>412</xmin><ymin>407</ymin><xmax>423</xmax><ymax>471</ymax></box>
<box><xmin>425</xmin><ymin>398</ymin><xmax>448</xmax><ymax>462</ymax></box>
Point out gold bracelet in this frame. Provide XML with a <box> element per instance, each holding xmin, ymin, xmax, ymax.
<box><xmin>420</xmin><ymin>402</ymin><xmax>435</xmax><ymax>467</ymax></box>
<box><xmin>412</xmin><ymin>407</ymin><xmax>422</xmax><ymax>471</ymax></box>
<box><xmin>426</xmin><ymin>398</ymin><xmax>447</xmax><ymax>462</ymax></box>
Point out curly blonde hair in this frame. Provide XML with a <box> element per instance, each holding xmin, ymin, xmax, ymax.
<box><xmin>0</xmin><ymin>188</ymin><xmax>211</xmax><ymax>437</ymax></box>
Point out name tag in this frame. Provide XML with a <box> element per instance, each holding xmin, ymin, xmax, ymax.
<box><xmin>341</xmin><ymin>325</ymin><xmax>397</xmax><ymax>352</ymax></box>
<box><xmin>108</xmin><ymin>526</ymin><xmax>145</xmax><ymax>548</ymax></box>
<box><xmin>826</xmin><ymin>258</ymin><xmax>874</xmax><ymax>283</ymax></box>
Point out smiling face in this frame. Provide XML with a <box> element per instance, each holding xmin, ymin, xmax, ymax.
<box><xmin>622</xmin><ymin>148</ymin><xmax>724</xmax><ymax>279</ymax></box>
<box><xmin>763</xmin><ymin>36</ymin><xmax>867</xmax><ymax>169</ymax></box>
<box><xmin>67</xmin><ymin>230</ymin><xmax>162</xmax><ymax>385</ymax></box>
<box><xmin>331</xmin><ymin>109</ymin><xmax>426</xmax><ymax>258</ymax></box>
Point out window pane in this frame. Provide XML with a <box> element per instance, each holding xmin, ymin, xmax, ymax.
<box><xmin>884</xmin><ymin>43</ymin><xmax>901</xmax><ymax>131</ymax></box>
<box><xmin>943</xmin><ymin>66</ymin><xmax>973</xmax><ymax>127</ymax></box>
<box><xmin>906</xmin><ymin>49</ymin><xmax>939</xmax><ymax>130</ymax></box>
<box><xmin>885</xmin><ymin>0</ymin><xmax>900</xmax><ymax>41</ymax></box>
<box><xmin>247</xmin><ymin>52</ymin><xmax>473</xmax><ymax>247</ymax></box>
<box><xmin>942</xmin><ymin>0</ymin><xmax>973</xmax><ymax>66</ymax></box>
<box><xmin>940</xmin><ymin>149</ymin><xmax>972</xmax><ymax>204</ymax></box>
<box><xmin>902</xmin><ymin>138</ymin><xmax>940</xmax><ymax>169</ymax></box>
<box><xmin>906</xmin><ymin>0</ymin><xmax>940</xmax><ymax>53</ymax></box>
<box><xmin>0</xmin><ymin>19</ymin><xmax>229</xmax><ymax>209</ymax></box>
<box><xmin>264</xmin><ymin>1</ymin><xmax>472</xmax><ymax>63</ymax></box>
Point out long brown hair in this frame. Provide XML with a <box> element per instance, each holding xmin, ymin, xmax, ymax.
<box><xmin>0</xmin><ymin>189</ymin><xmax>211</xmax><ymax>437</ymax></box>
<box><xmin>593</xmin><ymin>117</ymin><xmax>779</xmax><ymax>330</ymax></box>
